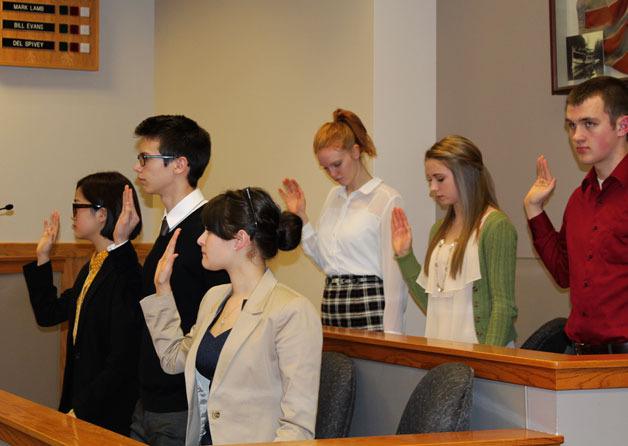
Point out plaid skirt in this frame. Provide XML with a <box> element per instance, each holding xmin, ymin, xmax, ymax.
<box><xmin>322</xmin><ymin>275</ymin><xmax>385</xmax><ymax>331</ymax></box>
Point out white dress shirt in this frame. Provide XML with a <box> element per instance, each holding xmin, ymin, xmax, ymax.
<box><xmin>163</xmin><ymin>188</ymin><xmax>207</xmax><ymax>233</ymax></box>
<box><xmin>301</xmin><ymin>177</ymin><xmax>408</xmax><ymax>333</ymax></box>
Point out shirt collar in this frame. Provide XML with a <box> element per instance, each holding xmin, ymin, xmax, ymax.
<box><xmin>582</xmin><ymin>153</ymin><xmax>628</xmax><ymax>191</ymax></box>
<box><xmin>164</xmin><ymin>189</ymin><xmax>207</xmax><ymax>229</ymax></box>
<box><xmin>336</xmin><ymin>177</ymin><xmax>383</xmax><ymax>198</ymax></box>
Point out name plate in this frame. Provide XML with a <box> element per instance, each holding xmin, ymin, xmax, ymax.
<box><xmin>2</xmin><ymin>2</ymin><xmax>55</xmax><ymax>14</ymax></box>
<box><xmin>3</xmin><ymin>19</ymin><xmax>54</xmax><ymax>31</ymax></box>
<box><xmin>2</xmin><ymin>36</ymin><xmax>53</xmax><ymax>49</ymax></box>
<box><xmin>0</xmin><ymin>0</ymin><xmax>98</xmax><ymax>70</ymax></box>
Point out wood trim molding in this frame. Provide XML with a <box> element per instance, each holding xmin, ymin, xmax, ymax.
<box><xmin>0</xmin><ymin>389</ymin><xmax>562</xmax><ymax>446</ymax></box>
<box><xmin>323</xmin><ymin>327</ymin><xmax>628</xmax><ymax>391</ymax></box>
<box><xmin>0</xmin><ymin>242</ymin><xmax>152</xmax><ymax>273</ymax></box>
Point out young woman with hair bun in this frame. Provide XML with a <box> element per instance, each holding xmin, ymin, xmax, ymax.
<box><xmin>140</xmin><ymin>187</ymin><xmax>322</xmax><ymax>446</ymax></box>
<box><xmin>280</xmin><ymin>108</ymin><xmax>408</xmax><ymax>333</ymax></box>
<box><xmin>392</xmin><ymin>135</ymin><xmax>518</xmax><ymax>346</ymax></box>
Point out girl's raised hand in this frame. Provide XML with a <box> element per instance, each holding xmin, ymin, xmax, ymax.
<box><xmin>36</xmin><ymin>211</ymin><xmax>60</xmax><ymax>265</ymax></box>
<box><xmin>154</xmin><ymin>228</ymin><xmax>180</xmax><ymax>295</ymax></box>
<box><xmin>391</xmin><ymin>207</ymin><xmax>413</xmax><ymax>257</ymax></box>
<box><xmin>113</xmin><ymin>185</ymin><xmax>140</xmax><ymax>244</ymax></box>
<box><xmin>278</xmin><ymin>178</ymin><xmax>308</xmax><ymax>223</ymax></box>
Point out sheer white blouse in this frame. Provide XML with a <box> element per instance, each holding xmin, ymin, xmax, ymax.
<box><xmin>301</xmin><ymin>177</ymin><xmax>408</xmax><ymax>333</ymax></box>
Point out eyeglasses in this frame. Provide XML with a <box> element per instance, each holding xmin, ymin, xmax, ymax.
<box><xmin>72</xmin><ymin>203</ymin><xmax>103</xmax><ymax>217</ymax></box>
<box><xmin>137</xmin><ymin>152</ymin><xmax>177</xmax><ymax>167</ymax></box>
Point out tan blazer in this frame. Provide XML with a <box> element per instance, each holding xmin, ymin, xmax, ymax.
<box><xmin>141</xmin><ymin>269</ymin><xmax>322</xmax><ymax>446</ymax></box>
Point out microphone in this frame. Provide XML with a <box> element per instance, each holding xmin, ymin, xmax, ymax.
<box><xmin>0</xmin><ymin>204</ymin><xmax>14</xmax><ymax>211</ymax></box>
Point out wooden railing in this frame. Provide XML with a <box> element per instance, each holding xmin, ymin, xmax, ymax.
<box><xmin>323</xmin><ymin>327</ymin><xmax>628</xmax><ymax>390</ymax></box>
<box><xmin>0</xmin><ymin>389</ymin><xmax>143</xmax><ymax>446</ymax></box>
<box><xmin>0</xmin><ymin>388</ymin><xmax>563</xmax><ymax>446</ymax></box>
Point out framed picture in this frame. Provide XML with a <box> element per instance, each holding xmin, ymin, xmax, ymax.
<box><xmin>550</xmin><ymin>0</ymin><xmax>627</xmax><ymax>94</ymax></box>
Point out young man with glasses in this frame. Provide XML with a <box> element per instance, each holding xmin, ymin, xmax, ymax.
<box><xmin>524</xmin><ymin>76</ymin><xmax>628</xmax><ymax>355</ymax></box>
<box><xmin>116</xmin><ymin>115</ymin><xmax>229</xmax><ymax>445</ymax></box>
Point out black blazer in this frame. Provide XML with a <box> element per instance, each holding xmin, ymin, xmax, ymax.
<box><xmin>23</xmin><ymin>242</ymin><xmax>141</xmax><ymax>435</ymax></box>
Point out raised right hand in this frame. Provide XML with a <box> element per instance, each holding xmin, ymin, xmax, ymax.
<box><xmin>391</xmin><ymin>207</ymin><xmax>412</xmax><ymax>257</ymax></box>
<box><xmin>154</xmin><ymin>228</ymin><xmax>180</xmax><ymax>295</ymax></box>
<box><xmin>278</xmin><ymin>178</ymin><xmax>308</xmax><ymax>224</ymax></box>
<box><xmin>524</xmin><ymin>155</ymin><xmax>556</xmax><ymax>219</ymax></box>
<box><xmin>113</xmin><ymin>185</ymin><xmax>140</xmax><ymax>245</ymax></box>
<box><xmin>36</xmin><ymin>211</ymin><xmax>60</xmax><ymax>265</ymax></box>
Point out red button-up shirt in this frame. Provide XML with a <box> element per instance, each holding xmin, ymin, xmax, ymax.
<box><xmin>528</xmin><ymin>154</ymin><xmax>628</xmax><ymax>344</ymax></box>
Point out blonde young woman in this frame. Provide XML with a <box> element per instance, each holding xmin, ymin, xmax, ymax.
<box><xmin>280</xmin><ymin>109</ymin><xmax>407</xmax><ymax>333</ymax></box>
<box><xmin>392</xmin><ymin>135</ymin><xmax>518</xmax><ymax>346</ymax></box>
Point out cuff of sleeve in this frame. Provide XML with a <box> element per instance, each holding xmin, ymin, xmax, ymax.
<box><xmin>395</xmin><ymin>249</ymin><xmax>419</xmax><ymax>269</ymax></box>
<box><xmin>302</xmin><ymin>222</ymin><xmax>315</xmax><ymax>239</ymax></box>
<box><xmin>107</xmin><ymin>240</ymin><xmax>128</xmax><ymax>251</ymax></box>
<box><xmin>527</xmin><ymin>211</ymin><xmax>553</xmax><ymax>238</ymax></box>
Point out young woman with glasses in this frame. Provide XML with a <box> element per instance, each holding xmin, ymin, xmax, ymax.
<box><xmin>279</xmin><ymin>109</ymin><xmax>408</xmax><ymax>333</ymax></box>
<box><xmin>22</xmin><ymin>171</ymin><xmax>143</xmax><ymax>434</ymax></box>
<box><xmin>140</xmin><ymin>187</ymin><xmax>322</xmax><ymax>446</ymax></box>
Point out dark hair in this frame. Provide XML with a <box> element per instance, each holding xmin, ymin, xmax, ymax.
<box><xmin>202</xmin><ymin>188</ymin><xmax>302</xmax><ymax>260</ymax></box>
<box><xmin>313</xmin><ymin>108</ymin><xmax>377</xmax><ymax>157</ymax></box>
<box><xmin>566</xmin><ymin>76</ymin><xmax>628</xmax><ymax>126</ymax></box>
<box><xmin>134</xmin><ymin>115</ymin><xmax>211</xmax><ymax>188</ymax></box>
<box><xmin>76</xmin><ymin>171</ymin><xmax>143</xmax><ymax>241</ymax></box>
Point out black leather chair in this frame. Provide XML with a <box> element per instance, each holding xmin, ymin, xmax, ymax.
<box><xmin>315</xmin><ymin>351</ymin><xmax>356</xmax><ymax>438</ymax></box>
<box><xmin>521</xmin><ymin>317</ymin><xmax>569</xmax><ymax>353</ymax></box>
<box><xmin>396</xmin><ymin>362</ymin><xmax>474</xmax><ymax>434</ymax></box>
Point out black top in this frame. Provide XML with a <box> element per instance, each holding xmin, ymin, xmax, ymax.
<box><xmin>23</xmin><ymin>242</ymin><xmax>142</xmax><ymax>435</ymax></box>
<box><xmin>139</xmin><ymin>206</ymin><xmax>230</xmax><ymax>412</ymax></box>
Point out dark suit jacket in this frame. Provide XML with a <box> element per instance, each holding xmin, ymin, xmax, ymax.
<box><xmin>23</xmin><ymin>242</ymin><xmax>141</xmax><ymax>435</ymax></box>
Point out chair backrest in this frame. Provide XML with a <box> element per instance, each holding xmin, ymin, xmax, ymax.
<box><xmin>396</xmin><ymin>362</ymin><xmax>474</xmax><ymax>435</ymax></box>
<box><xmin>521</xmin><ymin>317</ymin><xmax>569</xmax><ymax>353</ymax></box>
<box><xmin>315</xmin><ymin>351</ymin><xmax>356</xmax><ymax>439</ymax></box>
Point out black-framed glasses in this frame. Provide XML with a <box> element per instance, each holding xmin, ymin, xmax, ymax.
<box><xmin>72</xmin><ymin>203</ymin><xmax>103</xmax><ymax>217</ymax></box>
<box><xmin>137</xmin><ymin>152</ymin><xmax>177</xmax><ymax>167</ymax></box>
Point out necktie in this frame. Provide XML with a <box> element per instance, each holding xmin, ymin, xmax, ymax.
<box><xmin>160</xmin><ymin>217</ymin><xmax>170</xmax><ymax>236</ymax></box>
<box><xmin>72</xmin><ymin>250</ymin><xmax>109</xmax><ymax>344</ymax></box>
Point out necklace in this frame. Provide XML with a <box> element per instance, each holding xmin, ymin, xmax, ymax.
<box><xmin>434</xmin><ymin>239</ymin><xmax>455</xmax><ymax>293</ymax></box>
<box><xmin>219</xmin><ymin>301</ymin><xmax>241</xmax><ymax>327</ymax></box>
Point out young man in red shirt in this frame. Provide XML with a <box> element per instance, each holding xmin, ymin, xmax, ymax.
<box><xmin>525</xmin><ymin>76</ymin><xmax>628</xmax><ymax>354</ymax></box>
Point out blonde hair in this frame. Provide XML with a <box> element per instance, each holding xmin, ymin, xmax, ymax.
<box><xmin>313</xmin><ymin>109</ymin><xmax>377</xmax><ymax>157</ymax></box>
<box><xmin>424</xmin><ymin>135</ymin><xmax>498</xmax><ymax>279</ymax></box>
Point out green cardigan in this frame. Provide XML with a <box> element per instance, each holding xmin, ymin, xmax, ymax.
<box><xmin>396</xmin><ymin>211</ymin><xmax>518</xmax><ymax>346</ymax></box>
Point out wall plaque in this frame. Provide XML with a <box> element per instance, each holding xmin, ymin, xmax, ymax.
<box><xmin>0</xmin><ymin>0</ymin><xmax>98</xmax><ymax>70</ymax></box>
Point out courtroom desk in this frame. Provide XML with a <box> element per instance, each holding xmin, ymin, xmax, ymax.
<box><xmin>323</xmin><ymin>327</ymin><xmax>628</xmax><ymax>446</ymax></box>
<box><xmin>0</xmin><ymin>389</ymin><xmax>143</xmax><ymax>446</ymax></box>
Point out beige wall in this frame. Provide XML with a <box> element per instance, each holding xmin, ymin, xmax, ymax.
<box><xmin>0</xmin><ymin>0</ymin><xmax>154</xmax><ymax>406</ymax></box>
<box><xmin>437</xmin><ymin>0</ymin><xmax>573</xmax><ymax>341</ymax></box>
<box><xmin>154</xmin><ymin>0</ymin><xmax>374</xmax><ymax>306</ymax></box>
<box><xmin>0</xmin><ymin>0</ymin><xmax>156</xmax><ymax>242</ymax></box>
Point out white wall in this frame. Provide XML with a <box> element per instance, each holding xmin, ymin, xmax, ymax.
<box><xmin>373</xmin><ymin>0</ymin><xmax>437</xmax><ymax>336</ymax></box>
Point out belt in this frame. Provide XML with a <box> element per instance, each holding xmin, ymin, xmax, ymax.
<box><xmin>573</xmin><ymin>341</ymin><xmax>628</xmax><ymax>355</ymax></box>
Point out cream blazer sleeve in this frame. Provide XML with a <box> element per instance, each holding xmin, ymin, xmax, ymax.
<box><xmin>140</xmin><ymin>286</ymin><xmax>226</xmax><ymax>375</ymax></box>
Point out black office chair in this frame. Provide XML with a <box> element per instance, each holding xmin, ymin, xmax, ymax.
<box><xmin>521</xmin><ymin>317</ymin><xmax>569</xmax><ymax>353</ymax></box>
<box><xmin>396</xmin><ymin>362</ymin><xmax>474</xmax><ymax>434</ymax></box>
<box><xmin>315</xmin><ymin>351</ymin><xmax>356</xmax><ymax>438</ymax></box>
